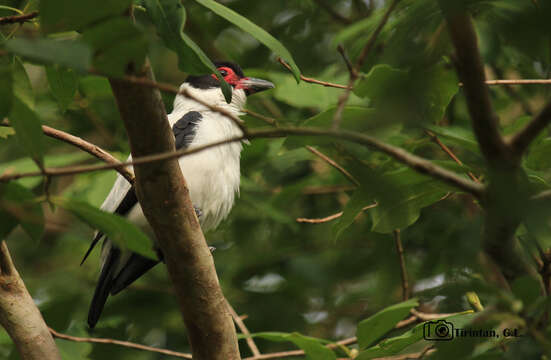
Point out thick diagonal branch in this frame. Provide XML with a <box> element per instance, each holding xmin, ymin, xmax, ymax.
<box><xmin>0</xmin><ymin>241</ymin><xmax>61</xmax><ymax>360</ymax></box>
<box><xmin>109</xmin><ymin>67</ymin><xmax>240</xmax><ymax>359</ymax></box>
<box><xmin>509</xmin><ymin>100</ymin><xmax>551</xmax><ymax>156</ymax></box>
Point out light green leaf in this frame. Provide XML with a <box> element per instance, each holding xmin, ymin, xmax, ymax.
<box><xmin>8</xmin><ymin>96</ymin><xmax>45</xmax><ymax>167</ymax></box>
<box><xmin>425</xmin><ymin>125</ymin><xmax>480</xmax><ymax>154</ymax></box>
<box><xmin>144</xmin><ymin>0</ymin><xmax>232</xmax><ymax>102</ymax></box>
<box><xmin>81</xmin><ymin>17</ymin><xmax>146</xmax><ymax>76</ymax></box>
<box><xmin>354</xmin><ymin>64</ymin><xmax>407</xmax><ymax>100</ymax></box>
<box><xmin>0</xmin><ymin>182</ymin><xmax>44</xmax><ymax>241</ymax></box>
<box><xmin>356</xmin><ymin>298</ymin><xmax>419</xmax><ymax>350</ymax></box>
<box><xmin>46</xmin><ymin>65</ymin><xmax>79</xmax><ymax>111</ymax></box>
<box><xmin>0</xmin><ymin>57</ymin><xmax>13</xmax><ymax>118</ymax></box>
<box><xmin>39</xmin><ymin>0</ymin><xmax>133</xmax><ymax>33</ymax></box>
<box><xmin>0</xmin><ymin>127</ymin><xmax>15</xmax><ymax>139</ymax></box>
<box><xmin>52</xmin><ymin>197</ymin><xmax>156</xmax><ymax>260</ymax></box>
<box><xmin>252</xmin><ymin>332</ymin><xmax>336</xmax><ymax>360</ymax></box>
<box><xmin>7</xmin><ymin>38</ymin><xmax>91</xmax><ymax>72</ymax></box>
<box><xmin>193</xmin><ymin>0</ymin><xmax>301</xmax><ymax>82</ymax></box>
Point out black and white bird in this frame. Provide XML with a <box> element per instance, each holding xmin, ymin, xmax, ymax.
<box><xmin>83</xmin><ymin>62</ymin><xmax>274</xmax><ymax>328</ymax></box>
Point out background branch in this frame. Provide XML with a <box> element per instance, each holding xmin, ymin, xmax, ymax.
<box><xmin>0</xmin><ymin>241</ymin><xmax>61</xmax><ymax>360</ymax></box>
<box><xmin>508</xmin><ymin>100</ymin><xmax>551</xmax><ymax>156</ymax></box>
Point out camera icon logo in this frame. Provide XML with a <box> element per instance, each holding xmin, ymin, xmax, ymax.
<box><xmin>423</xmin><ymin>320</ymin><xmax>454</xmax><ymax>341</ymax></box>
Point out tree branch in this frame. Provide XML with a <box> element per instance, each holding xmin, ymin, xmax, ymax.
<box><xmin>508</xmin><ymin>100</ymin><xmax>551</xmax><ymax>156</ymax></box>
<box><xmin>49</xmin><ymin>327</ymin><xmax>192</xmax><ymax>359</ymax></box>
<box><xmin>306</xmin><ymin>145</ymin><xmax>359</xmax><ymax>186</ymax></box>
<box><xmin>439</xmin><ymin>4</ymin><xmax>511</xmax><ymax>168</ymax></box>
<box><xmin>393</xmin><ymin>229</ymin><xmax>409</xmax><ymax>301</ymax></box>
<box><xmin>0</xmin><ymin>127</ymin><xmax>485</xmax><ymax>198</ymax></box>
<box><xmin>0</xmin><ymin>122</ymin><xmax>134</xmax><ymax>183</ymax></box>
<box><xmin>0</xmin><ymin>11</ymin><xmax>38</xmax><ymax>25</ymax></box>
<box><xmin>226</xmin><ymin>301</ymin><xmax>261</xmax><ymax>357</ymax></box>
<box><xmin>277</xmin><ymin>58</ymin><xmax>350</xmax><ymax>89</ymax></box>
<box><xmin>0</xmin><ymin>241</ymin><xmax>61</xmax><ymax>360</ymax></box>
<box><xmin>108</xmin><ymin>62</ymin><xmax>240</xmax><ymax>359</ymax></box>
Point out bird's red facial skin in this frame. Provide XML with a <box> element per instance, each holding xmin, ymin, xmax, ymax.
<box><xmin>211</xmin><ymin>67</ymin><xmax>241</xmax><ymax>86</ymax></box>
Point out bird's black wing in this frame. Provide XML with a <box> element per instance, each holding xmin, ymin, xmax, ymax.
<box><xmin>87</xmin><ymin>111</ymin><xmax>202</xmax><ymax>328</ymax></box>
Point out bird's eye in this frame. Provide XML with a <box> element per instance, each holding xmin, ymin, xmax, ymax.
<box><xmin>219</xmin><ymin>69</ymin><xmax>228</xmax><ymax>77</ymax></box>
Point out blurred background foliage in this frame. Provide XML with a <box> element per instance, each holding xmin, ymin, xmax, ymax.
<box><xmin>1</xmin><ymin>0</ymin><xmax>551</xmax><ymax>359</ymax></box>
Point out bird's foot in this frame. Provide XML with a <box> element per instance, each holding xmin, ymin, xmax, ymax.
<box><xmin>194</xmin><ymin>206</ymin><xmax>203</xmax><ymax>218</ymax></box>
<box><xmin>209</xmin><ymin>246</ymin><xmax>216</xmax><ymax>253</ymax></box>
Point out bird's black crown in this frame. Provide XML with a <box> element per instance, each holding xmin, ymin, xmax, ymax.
<box><xmin>186</xmin><ymin>61</ymin><xmax>244</xmax><ymax>89</ymax></box>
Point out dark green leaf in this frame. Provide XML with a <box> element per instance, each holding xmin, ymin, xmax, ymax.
<box><xmin>52</xmin><ymin>197</ymin><xmax>156</xmax><ymax>259</ymax></box>
<box><xmin>8</xmin><ymin>96</ymin><xmax>45</xmax><ymax>167</ymax></box>
<box><xmin>12</xmin><ymin>57</ymin><xmax>34</xmax><ymax>109</ymax></box>
<box><xmin>7</xmin><ymin>38</ymin><xmax>91</xmax><ymax>73</ymax></box>
<box><xmin>46</xmin><ymin>65</ymin><xmax>79</xmax><ymax>111</ymax></box>
<box><xmin>425</xmin><ymin>125</ymin><xmax>480</xmax><ymax>154</ymax></box>
<box><xmin>356</xmin><ymin>298</ymin><xmax>419</xmax><ymax>350</ymax></box>
<box><xmin>81</xmin><ymin>18</ymin><xmax>146</xmax><ymax>76</ymax></box>
<box><xmin>333</xmin><ymin>186</ymin><xmax>371</xmax><ymax>241</ymax></box>
<box><xmin>193</xmin><ymin>0</ymin><xmax>301</xmax><ymax>82</ymax></box>
<box><xmin>144</xmin><ymin>0</ymin><xmax>232</xmax><ymax>102</ymax></box>
<box><xmin>0</xmin><ymin>183</ymin><xmax>44</xmax><ymax>241</ymax></box>
<box><xmin>0</xmin><ymin>57</ymin><xmax>13</xmax><ymax>118</ymax></box>
<box><xmin>252</xmin><ymin>332</ymin><xmax>336</xmax><ymax>360</ymax></box>
<box><xmin>39</xmin><ymin>0</ymin><xmax>133</xmax><ymax>33</ymax></box>
<box><xmin>511</xmin><ymin>276</ymin><xmax>541</xmax><ymax>309</ymax></box>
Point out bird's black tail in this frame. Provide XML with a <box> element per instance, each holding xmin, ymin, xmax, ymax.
<box><xmin>87</xmin><ymin>247</ymin><xmax>120</xmax><ymax>328</ymax></box>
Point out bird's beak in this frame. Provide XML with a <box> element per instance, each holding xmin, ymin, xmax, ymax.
<box><xmin>238</xmin><ymin>77</ymin><xmax>275</xmax><ymax>95</ymax></box>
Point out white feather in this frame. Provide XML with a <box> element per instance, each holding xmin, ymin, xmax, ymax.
<box><xmin>100</xmin><ymin>83</ymin><xmax>246</xmax><ymax>236</ymax></box>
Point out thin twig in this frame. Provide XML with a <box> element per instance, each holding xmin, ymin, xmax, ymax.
<box><xmin>484</xmin><ymin>79</ymin><xmax>551</xmax><ymax>85</ymax></box>
<box><xmin>337</xmin><ymin>44</ymin><xmax>355</xmax><ymax>77</ymax></box>
<box><xmin>243</xmin><ymin>109</ymin><xmax>277</xmax><ymax>126</ymax></box>
<box><xmin>296</xmin><ymin>203</ymin><xmax>377</xmax><ymax>224</ymax></box>
<box><xmin>332</xmin><ymin>0</ymin><xmax>400</xmax><ymax>129</ymax></box>
<box><xmin>49</xmin><ymin>327</ymin><xmax>192</xmax><ymax>359</ymax></box>
<box><xmin>306</xmin><ymin>145</ymin><xmax>360</xmax><ymax>186</ymax></box>
<box><xmin>243</xmin><ymin>336</ymin><xmax>357</xmax><ymax>360</ymax></box>
<box><xmin>277</xmin><ymin>58</ymin><xmax>350</xmax><ymax>89</ymax></box>
<box><xmin>302</xmin><ymin>185</ymin><xmax>356</xmax><ymax>195</ymax></box>
<box><xmin>226</xmin><ymin>301</ymin><xmax>261</xmax><ymax>358</ymax></box>
<box><xmin>425</xmin><ymin>129</ymin><xmax>479</xmax><ymax>183</ymax></box>
<box><xmin>393</xmin><ymin>229</ymin><xmax>409</xmax><ymax>301</ymax></box>
<box><xmin>0</xmin><ymin>11</ymin><xmax>38</xmax><ymax>25</ymax></box>
<box><xmin>0</xmin><ymin>127</ymin><xmax>485</xmax><ymax>198</ymax></box>
<box><xmin>313</xmin><ymin>0</ymin><xmax>352</xmax><ymax>24</ymax></box>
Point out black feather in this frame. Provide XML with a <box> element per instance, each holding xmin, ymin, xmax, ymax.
<box><xmin>110</xmin><ymin>254</ymin><xmax>159</xmax><ymax>295</ymax></box>
<box><xmin>173</xmin><ymin>111</ymin><xmax>202</xmax><ymax>149</ymax></box>
<box><xmin>87</xmin><ymin>247</ymin><xmax>120</xmax><ymax>328</ymax></box>
<box><xmin>186</xmin><ymin>61</ymin><xmax>243</xmax><ymax>89</ymax></box>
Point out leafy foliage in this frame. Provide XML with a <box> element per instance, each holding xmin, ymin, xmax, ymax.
<box><xmin>1</xmin><ymin>0</ymin><xmax>551</xmax><ymax>359</ymax></box>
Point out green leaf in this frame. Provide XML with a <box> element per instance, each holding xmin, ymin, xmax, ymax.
<box><xmin>0</xmin><ymin>127</ymin><xmax>15</xmax><ymax>139</ymax></box>
<box><xmin>39</xmin><ymin>0</ymin><xmax>133</xmax><ymax>33</ymax></box>
<box><xmin>7</xmin><ymin>38</ymin><xmax>92</xmax><ymax>73</ymax></box>
<box><xmin>12</xmin><ymin>57</ymin><xmax>34</xmax><ymax>109</ymax></box>
<box><xmin>333</xmin><ymin>186</ymin><xmax>371</xmax><ymax>241</ymax></box>
<box><xmin>0</xmin><ymin>57</ymin><xmax>13</xmax><ymax>118</ymax></box>
<box><xmin>252</xmin><ymin>332</ymin><xmax>336</xmax><ymax>360</ymax></box>
<box><xmin>8</xmin><ymin>96</ymin><xmax>45</xmax><ymax>167</ymax></box>
<box><xmin>144</xmin><ymin>0</ymin><xmax>232</xmax><ymax>102</ymax></box>
<box><xmin>357</xmin><ymin>312</ymin><xmax>475</xmax><ymax>360</ymax></box>
<box><xmin>356</xmin><ymin>298</ymin><xmax>419</xmax><ymax>350</ymax></box>
<box><xmin>81</xmin><ymin>17</ymin><xmax>147</xmax><ymax>77</ymax></box>
<box><xmin>355</xmin><ymin>63</ymin><xmax>458</xmax><ymax>125</ymax></box>
<box><xmin>46</xmin><ymin>65</ymin><xmax>79</xmax><ymax>111</ymax></box>
<box><xmin>425</xmin><ymin>125</ymin><xmax>480</xmax><ymax>154</ymax></box>
<box><xmin>52</xmin><ymin>197</ymin><xmax>156</xmax><ymax>259</ymax></box>
<box><xmin>0</xmin><ymin>183</ymin><xmax>44</xmax><ymax>241</ymax></box>
<box><xmin>193</xmin><ymin>0</ymin><xmax>301</xmax><ymax>82</ymax></box>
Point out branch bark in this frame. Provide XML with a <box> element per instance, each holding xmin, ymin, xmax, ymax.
<box><xmin>508</xmin><ymin>100</ymin><xmax>551</xmax><ymax>156</ymax></box>
<box><xmin>0</xmin><ymin>241</ymin><xmax>61</xmax><ymax>360</ymax></box>
<box><xmin>108</xmin><ymin>65</ymin><xmax>240</xmax><ymax>359</ymax></box>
